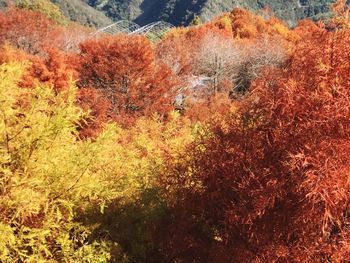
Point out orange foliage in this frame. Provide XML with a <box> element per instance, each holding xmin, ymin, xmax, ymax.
<box><xmin>160</xmin><ymin>22</ymin><xmax>350</xmax><ymax>262</ymax></box>
<box><xmin>21</xmin><ymin>48</ymin><xmax>75</xmax><ymax>91</ymax></box>
<box><xmin>74</xmin><ymin>35</ymin><xmax>178</xmax><ymax>125</ymax></box>
<box><xmin>0</xmin><ymin>8</ymin><xmax>91</xmax><ymax>55</ymax></box>
<box><xmin>213</xmin><ymin>8</ymin><xmax>296</xmax><ymax>42</ymax></box>
<box><xmin>294</xmin><ymin>19</ymin><xmax>324</xmax><ymax>39</ymax></box>
<box><xmin>330</xmin><ymin>0</ymin><xmax>350</xmax><ymax>29</ymax></box>
<box><xmin>0</xmin><ymin>44</ymin><xmax>29</xmax><ymax>63</ymax></box>
<box><xmin>157</xmin><ymin>9</ymin><xmax>292</xmax><ymax>123</ymax></box>
<box><xmin>185</xmin><ymin>93</ymin><xmax>232</xmax><ymax>122</ymax></box>
<box><xmin>77</xmin><ymin>88</ymin><xmax>112</xmax><ymax>138</ymax></box>
<box><xmin>0</xmin><ymin>45</ymin><xmax>74</xmax><ymax>92</ymax></box>
<box><xmin>0</xmin><ymin>8</ymin><xmax>56</xmax><ymax>55</ymax></box>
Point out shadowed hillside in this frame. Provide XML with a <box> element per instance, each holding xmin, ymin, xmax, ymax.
<box><xmin>83</xmin><ymin>0</ymin><xmax>343</xmax><ymax>26</ymax></box>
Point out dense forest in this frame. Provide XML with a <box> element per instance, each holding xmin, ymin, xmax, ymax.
<box><xmin>1</xmin><ymin>0</ymin><xmax>350</xmax><ymax>262</ymax></box>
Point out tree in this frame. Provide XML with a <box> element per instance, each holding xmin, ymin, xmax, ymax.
<box><xmin>0</xmin><ymin>44</ymin><xmax>76</xmax><ymax>92</ymax></box>
<box><xmin>331</xmin><ymin>0</ymin><xmax>350</xmax><ymax>29</ymax></box>
<box><xmin>14</xmin><ymin>0</ymin><xmax>68</xmax><ymax>24</ymax></box>
<box><xmin>156</xmin><ymin>32</ymin><xmax>193</xmax><ymax>77</ymax></box>
<box><xmin>76</xmin><ymin>87</ymin><xmax>112</xmax><ymax>138</ymax></box>
<box><xmin>54</xmin><ymin>24</ymin><xmax>93</xmax><ymax>53</ymax></box>
<box><xmin>216</xmin><ymin>8</ymin><xmax>295</xmax><ymax>41</ymax></box>
<box><xmin>0</xmin><ymin>8</ymin><xmax>90</xmax><ymax>55</ymax></box>
<box><xmin>23</xmin><ymin>48</ymin><xmax>75</xmax><ymax>91</ymax></box>
<box><xmin>232</xmin><ymin>35</ymin><xmax>287</xmax><ymax>95</ymax></box>
<box><xmin>0</xmin><ymin>62</ymin><xmax>114</xmax><ymax>261</ymax></box>
<box><xmin>194</xmin><ymin>30</ymin><xmax>239</xmax><ymax>94</ymax></box>
<box><xmin>0</xmin><ymin>8</ymin><xmax>55</xmax><ymax>55</ymax></box>
<box><xmin>160</xmin><ymin>20</ymin><xmax>350</xmax><ymax>262</ymax></box>
<box><xmin>0</xmin><ymin>61</ymin><xmax>196</xmax><ymax>262</ymax></box>
<box><xmin>74</xmin><ymin>35</ymin><xmax>178</xmax><ymax>124</ymax></box>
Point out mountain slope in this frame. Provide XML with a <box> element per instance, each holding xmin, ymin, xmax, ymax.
<box><xmin>0</xmin><ymin>0</ymin><xmax>112</xmax><ymax>27</ymax></box>
<box><xmin>1</xmin><ymin>0</ymin><xmax>345</xmax><ymax>28</ymax></box>
<box><xmin>50</xmin><ymin>0</ymin><xmax>112</xmax><ymax>27</ymax></box>
<box><xmin>83</xmin><ymin>0</ymin><xmax>341</xmax><ymax>26</ymax></box>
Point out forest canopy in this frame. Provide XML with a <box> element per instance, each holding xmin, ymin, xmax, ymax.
<box><xmin>1</xmin><ymin>1</ymin><xmax>350</xmax><ymax>262</ymax></box>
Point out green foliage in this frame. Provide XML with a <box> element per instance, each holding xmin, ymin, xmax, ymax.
<box><xmin>15</xmin><ymin>0</ymin><xmax>68</xmax><ymax>24</ymax></box>
<box><xmin>82</xmin><ymin>0</ymin><xmax>339</xmax><ymax>27</ymax></box>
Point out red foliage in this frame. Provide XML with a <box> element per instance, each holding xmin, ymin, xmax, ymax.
<box><xmin>156</xmin><ymin>33</ymin><xmax>193</xmax><ymax>77</ymax></box>
<box><xmin>0</xmin><ymin>8</ymin><xmax>56</xmax><ymax>55</ymax></box>
<box><xmin>160</xmin><ymin>24</ymin><xmax>350</xmax><ymax>262</ymax></box>
<box><xmin>74</xmin><ymin>35</ymin><xmax>178</xmax><ymax>125</ymax></box>
<box><xmin>0</xmin><ymin>44</ymin><xmax>74</xmax><ymax>91</ymax></box>
<box><xmin>76</xmin><ymin>88</ymin><xmax>112</xmax><ymax>138</ymax></box>
<box><xmin>21</xmin><ymin>48</ymin><xmax>75</xmax><ymax>91</ymax></box>
<box><xmin>0</xmin><ymin>8</ymin><xmax>91</xmax><ymax>55</ymax></box>
<box><xmin>185</xmin><ymin>93</ymin><xmax>232</xmax><ymax>122</ymax></box>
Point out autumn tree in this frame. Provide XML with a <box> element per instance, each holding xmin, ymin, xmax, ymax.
<box><xmin>0</xmin><ymin>62</ymin><xmax>114</xmax><ymax>261</ymax></box>
<box><xmin>330</xmin><ymin>0</ymin><xmax>350</xmax><ymax>29</ymax></box>
<box><xmin>0</xmin><ymin>8</ymin><xmax>56</xmax><ymax>55</ymax></box>
<box><xmin>160</xmin><ymin>18</ymin><xmax>350</xmax><ymax>262</ymax></box>
<box><xmin>215</xmin><ymin>8</ymin><xmax>295</xmax><ymax>41</ymax></box>
<box><xmin>232</xmin><ymin>35</ymin><xmax>287</xmax><ymax>95</ymax></box>
<box><xmin>0</xmin><ymin>44</ymin><xmax>75</xmax><ymax>92</ymax></box>
<box><xmin>54</xmin><ymin>24</ymin><xmax>93</xmax><ymax>53</ymax></box>
<box><xmin>23</xmin><ymin>48</ymin><xmax>75</xmax><ymax>91</ymax></box>
<box><xmin>14</xmin><ymin>0</ymin><xmax>68</xmax><ymax>24</ymax></box>
<box><xmin>74</xmin><ymin>35</ymin><xmax>178</xmax><ymax>124</ymax></box>
<box><xmin>156</xmin><ymin>31</ymin><xmax>193</xmax><ymax>78</ymax></box>
<box><xmin>194</xmin><ymin>30</ymin><xmax>239</xmax><ymax>94</ymax></box>
<box><xmin>157</xmin><ymin>24</ymin><xmax>233</xmax><ymax>78</ymax></box>
<box><xmin>0</xmin><ymin>61</ymin><xmax>196</xmax><ymax>262</ymax></box>
<box><xmin>157</xmin><ymin>11</ymin><xmax>289</xmax><ymax>110</ymax></box>
<box><xmin>76</xmin><ymin>87</ymin><xmax>112</xmax><ymax>138</ymax></box>
<box><xmin>0</xmin><ymin>7</ymin><xmax>90</xmax><ymax>56</ymax></box>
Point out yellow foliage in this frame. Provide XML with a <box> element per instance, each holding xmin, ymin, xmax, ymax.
<box><xmin>0</xmin><ymin>62</ymin><xmax>197</xmax><ymax>261</ymax></box>
<box><xmin>272</xmin><ymin>23</ymin><xmax>290</xmax><ymax>39</ymax></box>
<box><xmin>165</xmin><ymin>27</ymin><xmax>190</xmax><ymax>39</ymax></box>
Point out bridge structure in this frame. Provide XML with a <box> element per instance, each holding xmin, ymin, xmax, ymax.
<box><xmin>93</xmin><ymin>20</ymin><xmax>175</xmax><ymax>42</ymax></box>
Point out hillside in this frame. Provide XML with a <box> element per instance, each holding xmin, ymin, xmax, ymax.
<box><xmin>0</xmin><ymin>0</ymin><xmax>112</xmax><ymax>27</ymax></box>
<box><xmin>50</xmin><ymin>0</ymin><xmax>112</xmax><ymax>27</ymax></box>
<box><xmin>0</xmin><ymin>0</ymin><xmax>345</xmax><ymax>27</ymax></box>
<box><xmin>83</xmin><ymin>0</ymin><xmax>341</xmax><ymax>26</ymax></box>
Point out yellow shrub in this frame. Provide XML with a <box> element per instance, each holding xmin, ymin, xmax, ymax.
<box><xmin>0</xmin><ymin>62</ymin><xmax>198</xmax><ymax>261</ymax></box>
